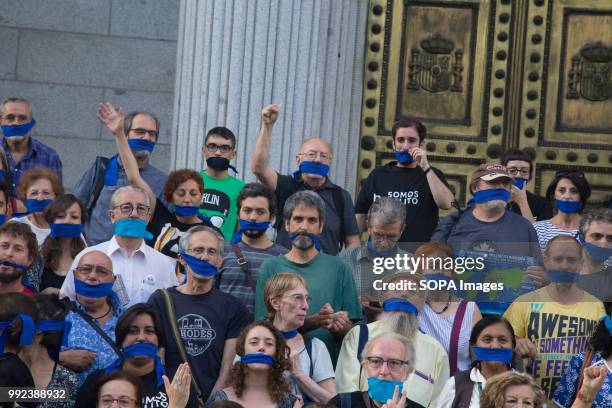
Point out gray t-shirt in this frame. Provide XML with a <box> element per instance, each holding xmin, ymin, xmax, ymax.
<box><xmin>289</xmin><ymin>338</ymin><xmax>335</xmax><ymax>400</ymax></box>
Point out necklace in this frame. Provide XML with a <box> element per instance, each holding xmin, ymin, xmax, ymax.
<box><xmin>427</xmin><ymin>294</ymin><xmax>452</xmax><ymax>314</ymax></box>
<box><xmin>91</xmin><ymin>304</ymin><xmax>112</xmax><ymax>320</ymax></box>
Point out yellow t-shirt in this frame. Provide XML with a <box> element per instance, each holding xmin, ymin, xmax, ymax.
<box><xmin>503</xmin><ymin>286</ymin><xmax>605</xmax><ymax>402</ymax></box>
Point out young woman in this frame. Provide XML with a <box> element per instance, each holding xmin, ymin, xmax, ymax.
<box><xmin>534</xmin><ymin>170</ymin><xmax>591</xmax><ymax>251</ymax></box>
<box><xmin>39</xmin><ymin>194</ymin><xmax>87</xmax><ymax>293</ymax></box>
<box><xmin>13</xmin><ymin>166</ymin><xmax>64</xmax><ymax>245</ymax></box>
<box><xmin>415</xmin><ymin>242</ymin><xmax>482</xmax><ymax>375</ymax></box>
<box><xmin>265</xmin><ymin>272</ymin><xmax>336</xmax><ymax>403</ymax></box>
<box><xmin>436</xmin><ymin>316</ymin><xmax>517</xmax><ymax>408</ymax></box>
<box><xmin>206</xmin><ymin>320</ymin><xmax>299</xmax><ymax>408</ymax></box>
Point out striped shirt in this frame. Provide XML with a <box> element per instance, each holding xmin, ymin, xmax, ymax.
<box><xmin>216</xmin><ymin>241</ymin><xmax>287</xmax><ymax>319</ymax></box>
<box><xmin>533</xmin><ymin>219</ymin><xmax>578</xmax><ymax>250</ymax></box>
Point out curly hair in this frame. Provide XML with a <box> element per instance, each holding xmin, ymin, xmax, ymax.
<box><xmin>162</xmin><ymin>169</ymin><xmax>204</xmax><ymax>203</ymax></box>
<box><xmin>480</xmin><ymin>371</ymin><xmax>544</xmax><ymax>408</ymax></box>
<box><xmin>229</xmin><ymin>320</ymin><xmax>291</xmax><ymax>403</ymax></box>
<box><xmin>16</xmin><ymin>166</ymin><xmax>64</xmax><ymax>202</ymax></box>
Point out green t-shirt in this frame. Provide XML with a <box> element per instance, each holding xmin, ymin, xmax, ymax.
<box><xmin>255</xmin><ymin>253</ymin><xmax>363</xmax><ymax>364</ymax></box>
<box><xmin>199</xmin><ymin>171</ymin><xmax>245</xmax><ymax>240</ymax></box>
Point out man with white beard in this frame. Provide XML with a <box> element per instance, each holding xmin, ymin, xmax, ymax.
<box><xmin>335</xmin><ymin>272</ymin><xmax>449</xmax><ymax>408</ymax></box>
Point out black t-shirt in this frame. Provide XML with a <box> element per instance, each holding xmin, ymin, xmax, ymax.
<box><xmin>0</xmin><ymin>353</ymin><xmax>36</xmax><ymax>408</ymax></box>
<box><xmin>355</xmin><ymin>163</ymin><xmax>449</xmax><ymax>245</ymax></box>
<box><xmin>329</xmin><ymin>391</ymin><xmax>422</xmax><ymax>408</ymax></box>
<box><xmin>148</xmin><ymin>287</ymin><xmax>249</xmax><ymax>401</ymax></box>
<box><xmin>40</xmin><ymin>266</ymin><xmax>66</xmax><ymax>292</ymax></box>
<box><xmin>146</xmin><ymin>201</ymin><xmax>220</xmax><ymax>258</ymax></box>
<box><xmin>509</xmin><ymin>191</ymin><xmax>553</xmax><ymax>221</ymax></box>
<box><xmin>274</xmin><ymin>172</ymin><xmax>360</xmax><ymax>255</ymax></box>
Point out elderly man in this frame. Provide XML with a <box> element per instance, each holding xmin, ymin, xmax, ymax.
<box><xmin>0</xmin><ymin>222</ymin><xmax>37</xmax><ymax>296</ymax></box>
<box><xmin>148</xmin><ymin>225</ymin><xmax>250</xmax><ymax>402</ymax></box>
<box><xmin>60</xmin><ymin>185</ymin><xmax>177</xmax><ymax>307</ymax></box>
<box><xmin>59</xmin><ymin>250</ymin><xmax>121</xmax><ymax>383</ymax></box>
<box><xmin>335</xmin><ymin>272</ymin><xmax>449</xmax><ymax>408</ymax></box>
<box><xmin>340</xmin><ymin>196</ymin><xmax>412</xmax><ymax>322</ymax></box>
<box><xmin>577</xmin><ymin>208</ymin><xmax>612</xmax><ymax>302</ymax></box>
<box><xmin>330</xmin><ymin>333</ymin><xmax>415</xmax><ymax>408</ymax></box>
<box><xmin>251</xmin><ymin>104</ymin><xmax>360</xmax><ymax>255</ymax></box>
<box><xmin>74</xmin><ymin>109</ymin><xmax>167</xmax><ymax>245</ymax></box>
<box><xmin>0</xmin><ymin>97</ymin><xmax>62</xmax><ymax>191</ymax></box>
<box><xmin>504</xmin><ymin>235</ymin><xmax>605</xmax><ymax>403</ymax></box>
<box><xmin>255</xmin><ymin>190</ymin><xmax>362</xmax><ymax>364</ymax></box>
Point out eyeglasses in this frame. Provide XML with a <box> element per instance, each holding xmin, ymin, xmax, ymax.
<box><xmin>555</xmin><ymin>169</ymin><xmax>585</xmax><ymax>178</ymax></box>
<box><xmin>129</xmin><ymin>128</ymin><xmax>159</xmax><ymax>139</ymax></box>
<box><xmin>370</xmin><ymin>231</ymin><xmax>401</xmax><ymax>241</ymax></box>
<box><xmin>284</xmin><ymin>294</ymin><xmax>312</xmax><ymax>304</ymax></box>
<box><xmin>188</xmin><ymin>246</ymin><xmax>218</xmax><ymax>257</ymax></box>
<box><xmin>205</xmin><ymin>143</ymin><xmax>233</xmax><ymax>153</ymax></box>
<box><xmin>113</xmin><ymin>203</ymin><xmax>150</xmax><ymax>216</ymax></box>
<box><xmin>2</xmin><ymin>114</ymin><xmax>29</xmax><ymax>123</ymax></box>
<box><xmin>75</xmin><ymin>265</ymin><xmax>113</xmax><ymax>278</ymax></box>
<box><xmin>299</xmin><ymin>150</ymin><xmax>331</xmax><ymax>160</ymax></box>
<box><xmin>365</xmin><ymin>356</ymin><xmax>409</xmax><ymax>371</ymax></box>
<box><xmin>506</xmin><ymin>167</ymin><xmax>530</xmax><ymax>177</ymax></box>
<box><xmin>98</xmin><ymin>395</ymin><xmax>137</xmax><ymax>408</ymax></box>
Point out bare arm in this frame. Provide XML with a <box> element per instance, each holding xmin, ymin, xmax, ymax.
<box><xmin>211</xmin><ymin>338</ymin><xmax>237</xmax><ymax>394</ymax></box>
<box><xmin>355</xmin><ymin>213</ymin><xmax>366</xmax><ymax>233</ymax></box>
<box><xmin>291</xmin><ymin>368</ymin><xmax>336</xmax><ymax>403</ymax></box>
<box><xmin>410</xmin><ymin>147</ymin><xmax>453</xmax><ymax>209</ymax></box>
<box><xmin>510</xmin><ymin>185</ymin><xmax>535</xmax><ymax>223</ymax></box>
<box><xmin>97</xmin><ymin>102</ymin><xmax>157</xmax><ymax>210</ymax></box>
<box><xmin>251</xmin><ymin>104</ymin><xmax>280</xmax><ymax>190</ymax></box>
<box><xmin>344</xmin><ymin>234</ymin><xmax>361</xmax><ymax>249</ymax></box>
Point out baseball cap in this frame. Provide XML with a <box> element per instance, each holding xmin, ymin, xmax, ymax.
<box><xmin>471</xmin><ymin>163</ymin><xmax>512</xmax><ymax>182</ymax></box>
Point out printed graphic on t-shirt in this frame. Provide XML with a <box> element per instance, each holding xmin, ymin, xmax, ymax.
<box><xmin>374</xmin><ymin>191</ymin><xmax>420</xmax><ymax>206</ymax></box>
<box><xmin>142</xmin><ymin>391</ymin><xmax>168</xmax><ymax>408</ymax></box>
<box><xmin>178</xmin><ymin>314</ymin><xmax>217</xmax><ymax>356</ymax></box>
<box><xmin>201</xmin><ymin>188</ymin><xmax>231</xmax><ymax>228</ymax></box>
<box><xmin>527</xmin><ymin>307</ymin><xmax>598</xmax><ymax>399</ymax></box>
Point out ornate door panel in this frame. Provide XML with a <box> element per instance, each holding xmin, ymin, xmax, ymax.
<box><xmin>358</xmin><ymin>0</ymin><xmax>612</xmax><ymax>207</ymax></box>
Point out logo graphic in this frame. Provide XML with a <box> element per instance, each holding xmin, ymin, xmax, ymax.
<box><xmin>178</xmin><ymin>314</ymin><xmax>216</xmax><ymax>356</ymax></box>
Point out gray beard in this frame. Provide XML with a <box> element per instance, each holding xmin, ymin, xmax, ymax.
<box><xmin>292</xmin><ymin>235</ymin><xmax>314</xmax><ymax>250</ymax></box>
<box><xmin>377</xmin><ymin>311</ymin><xmax>418</xmax><ymax>340</ymax></box>
<box><xmin>132</xmin><ymin>150</ymin><xmax>151</xmax><ymax>162</ymax></box>
<box><xmin>482</xmin><ymin>200</ymin><xmax>506</xmax><ymax>216</ymax></box>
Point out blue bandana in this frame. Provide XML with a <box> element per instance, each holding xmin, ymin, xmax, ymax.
<box><xmin>367</xmin><ymin>377</ymin><xmax>404</xmax><ymax>403</ymax></box>
<box><xmin>555</xmin><ymin>199</ymin><xmax>581</xmax><ymax>214</ymax></box>
<box><xmin>127</xmin><ymin>138</ymin><xmax>155</xmax><ymax>153</ymax></box>
<box><xmin>36</xmin><ymin>320</ymin><xmax>72</xmax><ymax>362</ymax></box>
<box><xmin>113</xmin><ymin>218</ymin><xmax>153</xmax><ymax>240</ymax></box>
<box><xmin>106</xmin><ymin>342</ymin><xmax>166</xmax><ymax>387</ymax></box>
<box><xmin>50</xmin><ymin>223</ymin><xmax>84</xmax><ymax>238</ymax></box>
<box><xmin>293</xmin><ymin>161</ymin><xmax>330</xmax><ymax>178</ymax></box>
<box><xmin>173</xmin><ymin>205</ymin><xmax>200</xmax><ymax>217</ymax></box>
<box><xmin>179</xmin><ymin>251</ymin><xmax>218</xmax><ymax>279</ymax></box>
<box><xmin>104</xmin><ymin>139</ymin><xmax>156</xmax><ymax>187</ymax></box>
<box><xmin>74</xmin><ymin>279</ymin><xmax>115</xmax><ymax>299</ymax></box>
<box><xmin>472</xmin><ymin>346</ymin><xmax>513</xmax><ymax>365</ymax></box>
<box><xmin>1</xmin><ymin>119</ymin><xmax>36</xmax><ymax>137</ymax></box>
<box><xmin>513</xmin><ymin>178</ymin><xmax>527</xmax><ymax>189</ymax></box>
<box><xmin>0</xmin><ymin>169</ymin><xmax>5</xmax><ymax>181</ymax></box>
<box><xmin>231</xmin><ymin>220</ymin><xmax>271</xmax><ymax>244</ymax></box>
<box><xmin>577</xmin><ymin>234</ymin><xmax>612</xmax><ymax>264</ymax></box>
<box><xmin>12</xmin><ymin>212</ymin><xmax>28</xmax><ymax>219</ymax></box>
<box><xmin>288</xmin><ymin>233</ymin><xmax>321</xmax><ymax>251</ymax></box>
<box><xmin>25</xmin><ymin>198</ymin><xmax>53</xmax><ymax>213</ymax></box>
<box><xmin>0</xmin><ymin>260</ymin><xmax>28</xmax><ymax>271</ymax></box>
<box><xmin>382</xmin><ymin>298</ymin><xmax>418</xmax><ymax>315</ymax></box>
<box><xmin>548</xmin><ymin>269</ymin><xmax>579</xmax><ymax>284</ymax></box>
<box><xmin>0</xmin><ymin>314</ymin><xmax>35</xmax><ymax>356</ymax></box>
<box><xmin>241</xmin><ymin>353</ymin><xmax>275</xmax><ymax>365</ymax></box>
<box><xmin>367</xmin><ymin>237</ymin><xmax>397</xmax><ymax>258</ymax></box>
<box><xmin>395</xmin><ymin>150</ymin><xmax>414</xmax><ymax>165</ymax></box>
<box><xmin>472</xmin><ymin>188</ymin><xmax>511</xmax><ymax>204</ymax></box>
<box><xmin>281</xmin><ymin>330</ymin><xmax>299</xmax><ymax>340</ymax></box>
<box><xmin>0</xmin><ymin>215</ymin><xmax>5</xmax><ymax>225</ymax></box>
<box><xmin>601</xmin><ymin>316</ymin><xmax>612</xmax><ymax>336</ymax></box>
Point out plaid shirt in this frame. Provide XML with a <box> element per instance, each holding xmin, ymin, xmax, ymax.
<box><xmin>1</xmin><ymin>136</ymin><xmax>63</xmax><ymax>192</ymax></box>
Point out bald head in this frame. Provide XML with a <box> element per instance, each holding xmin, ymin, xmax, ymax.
<box><xmin>77</xmin><ymin>251</ymin><xmax>114</xmax><ymax>283</ymax></box>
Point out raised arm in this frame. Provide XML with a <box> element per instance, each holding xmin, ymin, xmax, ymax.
<box><xmin>251</xmin><ymin>104</ymin><xmax>280</xmax><ymax>190</ymax></box>
<box><xmin>97</xmin><ymin>102</ymin><xmax>157</xmax><ymax>210</ymax></box>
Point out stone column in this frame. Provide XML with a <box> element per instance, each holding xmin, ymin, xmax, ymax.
<box><xmin>171</xmin><ymin>0</ymin><xmax>368</xmax><ymax>193</ymax></box>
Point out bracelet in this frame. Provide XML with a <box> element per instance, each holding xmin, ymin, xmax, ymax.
<box><xmin>423</xmin><ymin>166</ymin><xmax>431</xmax><ymax>174</ymax></box>
<box><xmin>577</xmin><ymin>390</ymin><xmax>595</xmax><ymax>403</ymax></box>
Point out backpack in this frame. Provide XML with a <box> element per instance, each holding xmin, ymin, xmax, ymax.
<box><xmin>84</xmin><ymin>156</ymin><xmax>109</xmax><ymax>218</ymax></box>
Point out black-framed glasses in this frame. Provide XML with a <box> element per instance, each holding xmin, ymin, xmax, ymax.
<box><xmin>129</xmin><ymin>128</ymin><xmax>159</xmax><ymax>139</ymax></box>
<box><xmin>113</xmin><ymin>203</ymin><xmax>150</xmax><ymax>216</ymax></box>
<box><xmin>365</xmin><ymin>356</ymin><xmax>409</xmax><ymax>371</ymax></box>
<box><xmin>507</xmin><ymin>167</ymin><xmax>530</xmax><ymax>177</ymax></box>
<box><xmin>205</xmin><ymin>143</ymin><xmax>233</xmax><ymax>153</ymax></box>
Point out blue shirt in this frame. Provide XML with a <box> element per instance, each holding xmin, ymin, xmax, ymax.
<box><xmin>73</xmin><ymin>160</ymin><xmax>167</xmax><ymax>246</ymax></box>
<box><xmin>1</xmin><ymin>136</ymin><xmax>63</xmax><ymax>192</ymax></box>
<box><xmin>553</xmin><ymin>351</ymin><xmax>612</xmax><ymax>408</ymax></box>
<box><xmin>61</xmin><ymin>299</ymin><xmax>122</xmax><ymax>385</ymax></box>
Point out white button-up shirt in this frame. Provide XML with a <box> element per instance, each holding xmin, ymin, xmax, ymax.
<box><xmin>59</xmin><ymin>236</ymin><xmax>178</xmax><ymax>307</ymax></box>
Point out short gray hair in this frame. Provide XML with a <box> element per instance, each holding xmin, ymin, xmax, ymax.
<box><xmin>367</xmin><ymin>197</ymin><xmax>406</xmax><ymax>226</ymax></box>
<box><xmin>361</xmin><ymin>333</ymin><xmax>415</xmax><ymax>372</ymax></box>
<box><xmin>579</xmin><ymin>208</ymin><xmax>612</xmax><ymax>236</ymax></box>
<box><xmin>109</xmin><ymin>185</ymin><xmax>151</xmax><ymax>208</ymax></box>
<box><xmin>282</xmin><ymin>190</ymin><xmax>325</xmax><ymax>222</ymax></box>
<box><xmin>179</xmin><ymin>225</ymin><xmax>225</xmax><ymax>254</ymax></box>
<box><xmin>1</xmin><ymin>97</ymin><xmax>32</xmax><ymax>116</ymax></box>
<box><xmin>124</xmin><ymin>111</ymin><xmax>160</xmax><ymax>140</ymax></box>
